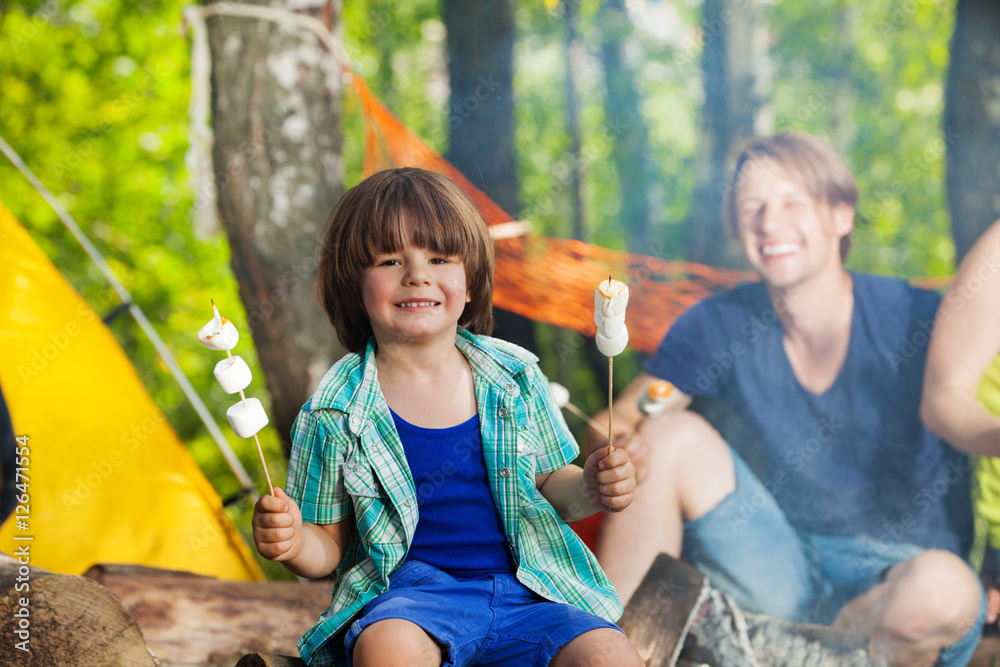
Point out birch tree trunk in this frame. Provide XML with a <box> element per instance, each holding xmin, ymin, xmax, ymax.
<box><xmin>945</xmin><ymin>0</ymin><xmax>1000</xmax><ymax>263</ymax></box>
<box><xmin>687</xmin><ymin>0</ymin><xmax>771</xmax><ymax>268</ymax></box>
<box><xmin>206</xmin><ymin>0</ymin><xmax>345</xmax><ymax>454</ymax></box>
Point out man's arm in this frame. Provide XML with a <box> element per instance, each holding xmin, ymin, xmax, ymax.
<box><xmin>582</xmin><ymin>372</ymin><xmax>692</xmax><ymax>457</ymax></box>
<box><xmin>921</xmin><ymin>219</ymin><xmax>1000</xmax><ymax>456</ymax></box>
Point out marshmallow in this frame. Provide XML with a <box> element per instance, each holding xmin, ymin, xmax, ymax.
<box><xmin>548</xmin><ymin>381</ymin><xmax>570</xmax><ymax>409</ymax></box>
<box><xmin>595</xmin><ymin>312</ymin><xmax>626</xmax><ymax>339</ymax></box>
<box><xmin>594</xmin><ymin>279</ymin><xmax>629</xmax><ymax>318</ymax></box>
<box><xmin>214</xmin><ymin>356</ymin><xmax>253</xmax><ymax>394</ymax></box>
<box><xmin>637</xmin><ymin>380</ymin><xmax>675</xmax><ymax>417</ymax></box>
<box><xmin>197</xmin><ymin>304</ymin><xmax>239</xmax><ymax>351</ymax></box>
<box><xmin>226</xmin><ymin>397</ymin><xmax>269</xmax><ymax>438</ymax></box>
<box><xmin>594</xmin><ymin>278</ymin><xmax>629</xmax><ymax>356</ymax></box>
<box><xmin>595</xmin><ymin>327</ymin><xmax>629</xmax><ymax>357</ymax></box>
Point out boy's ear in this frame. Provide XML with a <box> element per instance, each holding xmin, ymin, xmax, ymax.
<box><xmin>466</xmin><ymin>290</ymin><xmax>471</xmax><ymax>303</ymax></box>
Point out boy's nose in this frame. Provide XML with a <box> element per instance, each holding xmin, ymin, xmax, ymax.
<box><xmin>404</xmin><ymin>264</ymin><xmax>430</xmax><ymax>285</ymax></box>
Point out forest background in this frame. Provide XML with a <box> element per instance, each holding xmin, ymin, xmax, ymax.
<box><xmin>1</xmin><ymin>0</ymin><xmax>997</xmax><ymax>579</ymax></box>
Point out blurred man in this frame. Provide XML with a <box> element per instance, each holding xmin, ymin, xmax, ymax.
<box><xmin>589</xmin><ymin>133</ymin><xmax>983</xmax><ymax>666</ymax></box>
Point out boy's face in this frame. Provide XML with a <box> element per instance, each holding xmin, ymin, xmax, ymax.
<box><xmin>361</xmin><ymin>239</ymin><xmax>471</xmax><ymax>348</ymax></box>
<box><xmin>733</xmin><ymin>159</ymin><xmax>853</xmax><ymax>290</ymax></box>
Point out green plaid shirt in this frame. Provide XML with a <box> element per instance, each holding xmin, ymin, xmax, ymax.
<box><xmin>285</xmin><ymin>328</ymin><xmax>622</xmax><ymax>666</ymax></box>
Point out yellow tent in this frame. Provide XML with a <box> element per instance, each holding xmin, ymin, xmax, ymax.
<box><xmin>0</xmin><ymin>201</ymin><xmax>263</xmax><ymax>580</ymax></box>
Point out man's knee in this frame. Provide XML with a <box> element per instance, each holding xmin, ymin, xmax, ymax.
<box><xmin>638</xmin><ymin>409</ymin><xmax>731</xmax><ymax>472</ymax></box>
<box><xmin>881</xmin><ymin>549</ymin><xmax>982</xmax><ymax>641</ymax></box>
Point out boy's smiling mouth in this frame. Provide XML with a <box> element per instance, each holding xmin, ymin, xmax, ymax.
<box><xmin>396</xmin><ymin>300</ymin><xmax>440</xmax><ymax>308</ymax></box>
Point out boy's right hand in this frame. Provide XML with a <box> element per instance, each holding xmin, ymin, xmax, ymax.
<box><xmin>252</xmin><ymin>487</ymin><xmax>303</xmax><ymax>562</ymax></box>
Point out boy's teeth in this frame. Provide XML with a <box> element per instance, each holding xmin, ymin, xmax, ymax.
<box><xmin>398</xmin><ymin>301</ymin><xmax>436</xmax><ymax>308</ymax></box>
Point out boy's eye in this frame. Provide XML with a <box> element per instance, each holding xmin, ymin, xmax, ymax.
<box><xmin>375</xmin><ymin>258</ymin><xmax>400</xmax><ymax>267</ymax></box>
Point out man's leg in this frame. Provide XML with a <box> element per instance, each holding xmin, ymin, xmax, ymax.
<box><xmin>832</xmin><ymin>549</ymin><xmax>984</xmax><ymax>667</ymax></box>
<box><xmin>597</xmin><ymin>409</ymin><xmax>814</xmax><ymax>621</ymax></box>
<box><xmin>596</xmin><ymin>409</ymin><xmax>737</xmax><ymax>604</ymax></box>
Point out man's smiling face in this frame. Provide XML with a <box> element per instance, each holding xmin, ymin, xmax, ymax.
<box><xmin>734</xmin><ymin>159</ymin><xmax>853</xmax><ymax>290</ymax></box>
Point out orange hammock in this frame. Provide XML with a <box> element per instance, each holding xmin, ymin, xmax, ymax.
<box><xmin>352</xmin><ymin>75</ymin><xmax>754</xmax><ymax>354</ymax></box>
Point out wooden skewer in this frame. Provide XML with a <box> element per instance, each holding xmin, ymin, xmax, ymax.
<box><xmin>219</xmin><ymin>312</ymin><xmax>275</xmax><ymax>497</ymax></box>
<box><xmin>608</xmin><ymin>355</ymin><xmax>614</xmax><ymax>453</ymax></box>
<box><xmin>563</xmin><ymin>401</ymin><xmax>609</xmax><ymax>440</ymax></box>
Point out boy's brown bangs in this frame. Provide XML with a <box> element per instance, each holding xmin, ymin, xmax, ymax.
<box><xmin>364</xmin><ymin>185</ymin><xmax>475</xmax><ymax>264</ymax></box>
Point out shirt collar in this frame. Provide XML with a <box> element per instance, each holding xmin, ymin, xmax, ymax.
<box><xmin>307</xmin><ymin>328</ymin><xmax>537</xmax><ymax>423</ymax></box>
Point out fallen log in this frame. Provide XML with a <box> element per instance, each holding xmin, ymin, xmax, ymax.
<box><xmin>620</xmin><ymin>553</ymin><xmax>871</xmax><ymax>667</ymax></box>
<box><xmin>0</xmin><ymin>552</ymin><xmax>157</xmax><ymax>666</ymax></box>
<box><xmin>234</xmin><ymin>653</ymin><xmax>307</xmax><ymax>667</ymax></box>
<box><xmin>84</xmin><ymin>563</ymin><xmax>333</xmax><ymax>665</ymax></box>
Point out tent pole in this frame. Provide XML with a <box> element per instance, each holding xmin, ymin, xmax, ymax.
<box><xmin>0</xmin><ymin>135</ymin><xmax>259</xmax><ymax>501</ymax></box>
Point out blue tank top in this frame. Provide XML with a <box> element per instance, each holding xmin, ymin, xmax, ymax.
<box><xmin>390</xmin><ymin>409</ymin><xmax>517</xmax><ymax>578</ymax></box>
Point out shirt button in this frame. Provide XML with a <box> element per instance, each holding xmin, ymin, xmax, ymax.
<box><xmin>500</xmin><ymin>467</ymin><xmax>511</xmax><ymax>478</ymax></box>
<box><xmin>498</xmin><ymin>407</ymin><xmax>508</xmax><ymax>418</ymax></box>
<box><xmin>404</xmin><ymin>498</ymin><xmax>411</xmax><ymax>507</ymax></box>
<box><xmin>517</xmin><ymin>443</ymin><xmax>523</xmax><ymax>453</ymax></box>
<box><xmin>504</xmin><ymin>382</ymin><xmax>514</xmax><ymax>391</ymax></box>
<box><xmin>349</xmin><ymin>415</ymin><xmax>360</xmax><ymax>427</ymax></box>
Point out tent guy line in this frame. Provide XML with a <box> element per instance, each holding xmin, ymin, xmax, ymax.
<box><xmin>0</xmin><ymin>134</ymin><xmax>258</xmax><ymax>501</ymax></box>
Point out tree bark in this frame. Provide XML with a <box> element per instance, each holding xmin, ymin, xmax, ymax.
<box><xmin>442</xmin><ymin>0</ymin><xmax>537</xmax><ymax>353</ymax></box>
<box><xmin>0</xmin><ymin>554</ymin><xmax>157</xmax><ymax>666</ymax></box>
<box><xmin>85</xmin><ymin>562</ymin><xmax>334</xmax><ymax>665</ymax></box>
<box><xmin>206</xmin><ymin>0</ymin><xmax>345</xmax><ymax>454</ymax></box>
<box><xmin>597</xmin><ymin>0</ymin><xmax>658</xmax><ymax>255</ymax></box>
<box><xmin>687</xmin><ymin>0</ymin><xmax>771</xmax><ymax>268</ymax></box>
<box><xmin>945</xmin><ymin>0</ymin><xmax>1000</xmax><ymax>263</ymax></box>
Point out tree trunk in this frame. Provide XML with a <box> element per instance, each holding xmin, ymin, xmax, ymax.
<box><xmin>206</xmin><ymin>0</ymin><xmax>346</xmax><ymax>454</ymax></box>
<box><xmin>597</xmin><ymin>0</ymin><xmax>658</xmax><ymax>255</ymax></box>
<box><xmin>945</xmin><ymin>0</ymin><xmax>1000</xmax><ymax>263</ymax></box>
<box><xmin>687</xmin><ymin>0</ymin><xmax>771</xmax><ymax>268</ymax></box>
<box><xmin>562</xmin><ymin>0</ymin><xmax>586</xmax><ymax>243</ymax></box>
<box><xmin>442</xmin><ymin>0</ymin><xmax>537</xmax><ymax>353</ymax></box>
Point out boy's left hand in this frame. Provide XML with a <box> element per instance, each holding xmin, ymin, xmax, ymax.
<box><xmin>583</xmin><ymin>445</ymin><xmax>636</xmax><ymax>512</ymax></box>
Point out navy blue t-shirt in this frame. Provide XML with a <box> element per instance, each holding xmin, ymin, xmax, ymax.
<box><xmin>645</xmin><ymin>273</ymin><xmax>973</xmax><ymax>556</ymax></box>
<box><xmin>390</xmin><ymin>409</ymin><xmax>517</xmax><ymax>578</ymax></box>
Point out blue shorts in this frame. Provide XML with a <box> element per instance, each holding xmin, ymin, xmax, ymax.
<box><xmin>682</xmin><ymin>450</ymin><xmax>985</xmax><ymax>667</ymax></box>
<box><xmin>344</xmin><ymin>560</ymin><xmax>622</xmax><ymax>667</ymax></box>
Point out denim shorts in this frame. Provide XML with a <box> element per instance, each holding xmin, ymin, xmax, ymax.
<box><xmin>344</xmin><ymin>560</ymin><xmax>623</xmax><ymax>667</ymax></box>
<box><xmin>682</xmin><ymin>449</ymin><xmax>985</xmax><ymax>667</ymax></box>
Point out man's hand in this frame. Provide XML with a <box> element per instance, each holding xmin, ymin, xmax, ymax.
<box><xmin>583</xmin><ymin>445</ymin><xmax>636</xmax><ymax>512</ymax></box>
<box><xmin>252</xmin><ymin>487</ymin><xmax>303</xmax><ymax>562</ymax></box>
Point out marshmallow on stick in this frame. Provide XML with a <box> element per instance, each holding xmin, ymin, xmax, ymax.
<box><xmin>637</xmin><ymin>380</ymin><xmax>675</xmax><ymax>417</ymax></box>
<box><xmin>595</xmin><ymin>277</ymin><xmax>629</xmax><ymax>452</ymax></box>
<box><xmin>198</xmin><ymin>301</ymin><xmax>274</xmax><ymax>495</ymax></box>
